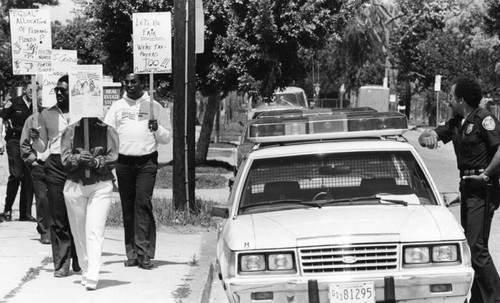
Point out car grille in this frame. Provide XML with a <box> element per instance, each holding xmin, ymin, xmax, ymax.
<box><xmin>300</xmin><ymin>243</ymin><xmax>398</xmax><ymax>274</ymax></box>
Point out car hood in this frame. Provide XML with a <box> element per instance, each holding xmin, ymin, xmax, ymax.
<box><xmin>224</xmin><ymin>205</ymin><xmax>464</xmax><ymax>251</ymax></box>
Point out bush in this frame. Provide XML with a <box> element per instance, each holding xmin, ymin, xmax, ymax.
<box><xmin>106</xmin><ymin>197</ymin><xmax>219</xmax><ymax>230</ymax></box>
<box><xmin>155</xmin><ymin>165</ymin><xmax>229</xmax><ymax>189</ymax></box>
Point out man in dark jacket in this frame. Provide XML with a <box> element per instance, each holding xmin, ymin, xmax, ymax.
<box><xmin>0</xmin><ymin>81</ymin><xmax>36</xmax><ymax>221</ymax></box>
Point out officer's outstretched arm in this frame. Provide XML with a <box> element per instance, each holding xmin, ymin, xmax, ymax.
<box><xmin>418</xmin><ymin>129</ymin><xmax>440</xmax><ymax>149</ymax></box>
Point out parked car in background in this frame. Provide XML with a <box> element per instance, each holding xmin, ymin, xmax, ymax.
<box><xmin>213</xmin><ymin>109</ymin><xmax>473</xmax><ymax>303</ymax></box>
<box><xmin>247</xmin><ymin>86</ymin><xmax>309</xmax><ymax>120</ymax></box>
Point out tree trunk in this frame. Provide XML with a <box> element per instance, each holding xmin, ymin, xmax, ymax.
<box><xmin>195</xmin><ymin>91</ymin><xmax>220</xmax><ymax>164</ymax></box>
<box><xmin>404</xmin><ymin>79</ymin><xmax>411</xmax><ymax>119</ymax></box>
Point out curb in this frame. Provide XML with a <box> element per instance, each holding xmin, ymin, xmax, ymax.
<box><xmin>194</xmin><ymin>230</ymin><xmax>217</xmax><ymax>303</ymax></box>
<box><xmin>200</xmin><ymin>262</ymin><xmax>215</xmax><ymax>303</ymax></box>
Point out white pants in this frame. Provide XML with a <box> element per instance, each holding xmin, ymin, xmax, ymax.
<box><xmin>64</xmin><ymin>180</ymin><xmax>113</xmax><ymax>285</ymax></box>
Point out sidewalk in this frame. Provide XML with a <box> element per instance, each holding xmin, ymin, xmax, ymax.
<box><xmin>0</xmin><ymin>134</ymin><xmax>236</xmax><ymax>303</ymax></box>
<box><xmin>0</xmin><ymin>182</ymin><xmax>227</xmax><ymax>303</ymax></box>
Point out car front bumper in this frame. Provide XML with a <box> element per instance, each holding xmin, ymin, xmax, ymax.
<box><xmin>221</xmin><ymin>267</ymin><xmax>474</xmax><ymax>303</ymax></box>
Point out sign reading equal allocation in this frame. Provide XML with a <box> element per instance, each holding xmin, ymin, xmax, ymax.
<box><xmin>68</xmin><ymin>65</ymin><xmax>104</xmax><ymax>122</ymax></box>
<box><xmin>132</xmin><ymin>12</ymin><xmax>172</xmax><ymax>74</ymax></box>
<box><xmin>9</xmin><ymin>9</ymin><xmax>52</xmax><ymax>75</ymax></box>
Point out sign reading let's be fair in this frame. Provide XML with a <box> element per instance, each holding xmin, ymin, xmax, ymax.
<box><xmin>133</xmin><ymin>12</ymin><xmax>172</xmax><ymax>74</ymax></box>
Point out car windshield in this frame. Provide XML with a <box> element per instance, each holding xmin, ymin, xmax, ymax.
<box><xmin>274</xmin><ymin>92</ymin><xmax>307</xmax><ymax>107</ymax></box>
<box><xmin>238</xmin><ymin>150</ymin><xmax>437</xmax><ymax>214</ymax></box>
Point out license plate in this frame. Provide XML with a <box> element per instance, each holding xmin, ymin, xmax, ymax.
<box><xmin>328</xmin><ymin>282</ymin><xmax>375</xmax><ymax>303</ymax></box>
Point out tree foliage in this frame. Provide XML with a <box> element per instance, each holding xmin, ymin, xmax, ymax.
<box><xmin>485</xmin><ymin>0</ymin><xmax>500</xmax><ymax>37</ymax></box>
<box><xmin>211</xmin><ymin>0</ymin><xmax>345</xmax><ymax>98</ymax></box>
<box><xmin>52</xmin><ymin>16</ymin><xmax>105</xmax><ymax>65</ymax></box>
<box><xmin>81</xmin><ymin>0</ymin><xmax>173</xmax><ymax>78</ymax></box>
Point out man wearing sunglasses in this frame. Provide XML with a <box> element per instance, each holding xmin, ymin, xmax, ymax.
<box><xmin>104</xmin><ymin>73</ymin><xmax>171</xmax><ymax>270</ymax></box>
<box><xmin>30</xmin><ymin>75</ymin><xmax>80</xmax><ymax>278</ymax></box>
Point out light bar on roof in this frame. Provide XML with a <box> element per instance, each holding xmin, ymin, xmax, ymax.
<box><xmin>248</xmin><ymin>110</ymin><xmax>408</xmax><ymax>143</ymax></box>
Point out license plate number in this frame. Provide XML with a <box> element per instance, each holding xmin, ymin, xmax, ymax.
<box><xmin>328</xmin><ymin>282</ymin><xmax>375</xmax><ymax>303</ymax></box>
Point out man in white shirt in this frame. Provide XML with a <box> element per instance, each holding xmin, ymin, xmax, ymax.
<box><xmin>104</xmin><ymin>73</ymin><xmax>171</xmax><ymax>269</ymax></box>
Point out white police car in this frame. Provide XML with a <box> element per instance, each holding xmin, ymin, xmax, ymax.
<box><xmin>212</xmin><ymin>109</ymin><xmax>473</xmax><ymax>303</ymax></box>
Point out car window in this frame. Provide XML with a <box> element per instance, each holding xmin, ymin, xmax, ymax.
<box><xmin>238</xmin><ymin>150</ymin><xmax>437</xmax><ymax>214</ymax></box>
<box><xmin>275</xmin><ymin>92</ymin><xmax>306</xmax><ymax>107</ymax></box>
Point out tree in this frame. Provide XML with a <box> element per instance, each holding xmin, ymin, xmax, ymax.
<box><xmin>485</xmin><ymin>0</ymin><xmax>500</xmax><ymax>38</ymax></box>
<box><xmin>194</xmin><ymin>0</ymin><xmax>229</xmax><ymax>164</ymax></box>
<box><xmin>52</xmin><ymin>16</ymin><xmax>105</xmax><ymax>65</ymax></box>
<box><xmin>81</xmin><ymin>0</ymin><xmax>173</xmax><ymax>77</ymax></box>
<box><xmin>212</xmin><ymin>0</ymin><xmax>345</xmax><ymax>98</ymax></box>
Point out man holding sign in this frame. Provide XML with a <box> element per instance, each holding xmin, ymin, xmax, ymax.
<box><xmin>31</xmin><ymin>75</ymin><xmax>80</xmax><ymax>277</ymax></box>
<box><xmin>104</xmin><ymin>73</ymin><xmax>171</xmax><ymax>269</ymax></box>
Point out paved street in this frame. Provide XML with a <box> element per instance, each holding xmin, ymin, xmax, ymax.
<box><xmin>2</xmin><ymin>128</ymin><xmax>500</xmax><ymax>303</ymax></box>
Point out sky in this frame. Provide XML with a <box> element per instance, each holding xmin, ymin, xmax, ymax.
<box><xmin>44</xmin><ymin>0</ymin><xmax>77</xmax><ymax>24</ymax></box>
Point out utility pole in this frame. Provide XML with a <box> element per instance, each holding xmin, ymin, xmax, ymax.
<box><xmin>173</xmin><ymin>0</ymin><xmax>196</xmax><ymax>211</ymax></box>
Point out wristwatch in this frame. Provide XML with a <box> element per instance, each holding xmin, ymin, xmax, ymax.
<box><xmin>481</xmin><ymin>173</ymin><xmax>490</xmax><ymax>182</ymax></box>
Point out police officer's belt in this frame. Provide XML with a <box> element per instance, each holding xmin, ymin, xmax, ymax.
<box><xmin>460</xmin><ymin>168</ymin><xmax>485</xmax><ymax>177</ymax></box>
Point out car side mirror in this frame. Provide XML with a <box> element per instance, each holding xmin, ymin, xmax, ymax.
<box><xmin>211</xmin><ymin>206</ymin><xmax>229</xmax><ymax>218</ymax></box>
<box><xmin>442</xmin><ymin>192</ymin><xmax>460</xmax><ymax>207</ymax></box>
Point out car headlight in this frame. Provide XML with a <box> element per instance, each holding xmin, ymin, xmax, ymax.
<box><xmin>404</xmin><ymin>244</ymin><xmax>460</xmax><ymax>265</ymax></box>
<box><xmin>432</xmin><ymin>245</ymin><xmax>458</xmax><ymax>262</ymax></box>
<box><xmin>239</xmin><ymin>251</ymin><xmax>296</xmax><ymax>274</ymax></box>
<box><xmin>240</xmin><ymin>254</ymin><xmax>266</xmax><ymax>272</ymax></box>
<box><xmin>268</xmin><ymin>253</ymin><xmax>294</xmax><ymax>271</ymax></box>
<box><xmin>404</xmin><ymin>247</ymin><xmax>430</xmax><ymax>264</ymax></box>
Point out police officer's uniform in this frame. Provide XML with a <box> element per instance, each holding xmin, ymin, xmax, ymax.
<box><xmin>1</xmin><ymin>95</ymin><xmax>34</xmax><ymax>220</ymax></box>
<box><xmin>436</xmin><ymin>107</ymin><xmax>500</xmax><ymax>303</ymax></box>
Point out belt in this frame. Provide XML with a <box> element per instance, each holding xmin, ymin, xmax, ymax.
<box><xmin>460</xmin><ymin>168</ymin><xmax>485</xmax><ymax>177</ymax></box>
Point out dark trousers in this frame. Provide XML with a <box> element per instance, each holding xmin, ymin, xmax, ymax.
<box><xmin>460</xmin><ymin>179</ymin><xmax>500</xmax><ymax>303</ymax></box>
<box><xmin>31</xmin><ymin>163</ymin><xmax>50</xmax><ymax>235</ymax></box>
<box><xmin>4</xmin><ymin>138</ymin><xmax>34</xmax><ymax>218</ymax></box>
<box><xmin>45</xmin><ymin>154</ymin><xmax>78</xmax><ymax>270</ymax></box>
<box><xmin>116</xmin><ymin>152</ymin><xmax>158</xmax><ymax>260</ymax></box>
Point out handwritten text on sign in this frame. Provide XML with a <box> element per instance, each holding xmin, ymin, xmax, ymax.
<box><xmin>9</xmin><ymin>9</ymin><xmax>52</xmax><ymax>75</ymax></box>
<box><xmin>133</xmin><ymin>12</ymin><xmax>172</xmax><ymax>74</ymax></box>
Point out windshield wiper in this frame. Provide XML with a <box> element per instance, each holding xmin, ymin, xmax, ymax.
<box><xmin>312</xmin><ymin>196</ymin><xmax>408</xmax><ymax>207</ymax></box>
<box><xmin>239</xmin><ymin>199</ymin><xmax>321</xmax><ymax>211</ymax></box>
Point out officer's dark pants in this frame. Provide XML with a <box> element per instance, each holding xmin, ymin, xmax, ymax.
<box><xmin>31</xmin><ymin>163</ymin><xmax>50</xmax><ymax>236</ymax></box>
<box><xmin>4</xmin><ymin>138</ymin><xmax>34</xmax><ymax>218</ymax></box>
<box><xmin>460</xmin><ymin>179</ymin><xmax>500</xmax><ymax>303</ymax></box>
<box><xmin>116</xmin><ymin>152</ymin><xmax>158</xmax><ymax>260</ymax></box>
<box><xmin>45</xmin><ymin>155</ymin><xmax>78</xmax><ymax>270</ymax></box>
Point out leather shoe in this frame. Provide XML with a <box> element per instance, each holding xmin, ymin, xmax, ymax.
<box><xmin>40</xmin><ymin>233</ymin><xmax>51</xmax><ymax>245</ymax></box>
<box><xmin>124</xmin><ymin>259</ymin><xmax>138</xmax><ymax>267</ymax></box>
<box><xmin>54</xmin><ymin>266</ymin><xmax>70</xmax><ymax>277</ymax></box>
<box><xmin>19</xmin><ymin>215</ymin><xmax>36</xmax><ymax>222</ymax></box>
<box><xmin>72</xmin><ymin>259</ymin><xmax>81</xmax><ymax>273</ymax></box>
<box><xmin>138</xmin><ymin>255</ymin><xmax>153</xmax><ymax>269</ymax></box>
<box><xmin>1</xmin><ymin>211</ymin><xmax>12</xmax><ymax>221</ymax></box>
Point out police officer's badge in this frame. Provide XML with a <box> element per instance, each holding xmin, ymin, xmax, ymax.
<box><xmin>466</xmin><ymin>124</ymin><xmax>474</xmax><ymax>134</ymax></box>
<box><xmin>4</xmin><ymin>101</ymin><xmax>12</xmax><ymax>108</ymax></box>
<box><xmin>482</xmin><ymin>116</ymin><xmax>496</xmax><ymax>131</ymax></box>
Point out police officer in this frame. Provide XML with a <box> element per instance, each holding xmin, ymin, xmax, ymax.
<box><xmin>0</xmin><ymin>81</ymin><xmax>36</xmax><ymax>222</ymax></box>
<box><xmin>419</xmin><ymin>76</ymin><xmax>500</xmax><ymax>303</ymax></box>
